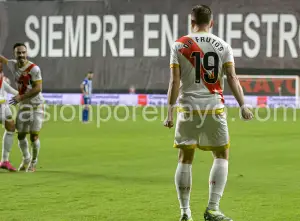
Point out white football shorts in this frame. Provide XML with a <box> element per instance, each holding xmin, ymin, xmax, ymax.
<box><xmin>16</xmin><ymin>104</ymin><xmax>44</xmax><ymax>134</ymax></box>
<box><xmin>0</xmin><ymin>104</ymin><xmax>13</xmax><ymax>122</ymax></box>
<box><xmin>173</xmin><ymin>108</ymin><xmax>230</xmax><ymax>151</ymax></box>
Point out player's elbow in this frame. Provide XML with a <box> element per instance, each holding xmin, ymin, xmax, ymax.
<box><xmin>169</xmin><ymin>79</ymin><xmax>180</xmax><ymax>90</ymax></box>
<box><xmin>226</xmin><ymin>74</ymin><xmax>238</xmax><ymax>84</ymax></box>
<box><xmin>170</xmin><ymin>75</ymin><xmax>180</xmax><ymax>85</ymax></box>
<box><xmin>35</xmin><ymin>84</ymin><xmax>42</xmax><ymax>93</ymax></box>
<box><xmin>174</xmin><ymin>79</ymin><xmax>180</xmax><ymax>87</ymax></box>
<box><xmin>170</xmin><ymin>68</ymin><xmax>180</xmax><ymax>86</ymax></box>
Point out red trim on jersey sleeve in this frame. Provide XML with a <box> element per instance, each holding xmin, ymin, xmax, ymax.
<box><xmin>0</xmin><ymin>73</ymin><xmax>3</xmax><ymax>89</ymax></box>
<box><xmin>176</xmin><ymin>36</ymin><xmax>224</xmax><ymax>103</ymax></box>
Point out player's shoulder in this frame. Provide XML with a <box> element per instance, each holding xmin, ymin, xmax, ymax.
<box><xmin>31</xmin><ymin>65</ymin><xmax>40</xmax><ymax>73</ymax></box>
<box><xmin>82</xmin><ymin>78</ymin><xmax>88</xmax><ymax>84</ymax></box>
<box><xmin>7</xmin><ymin>59</ymin><xmax>17</xmax><ymax>66</ymax></box>
<box><xmin>7</xmin><ymin>59</ymin><xmax>17</xmax><ymax>63</ymax></box>
<box><xmin>171</xmin><ymin>35</ymin><xmax>192</xmax><ymax>51</ymax></box>
<box><xmin>206</xmin><ymin>33</ymin><xmax>231</xmax><ymax>51</ymax></box>
<box><xmin>175</xmin><ymin>34</ymin><xmax>191</xmax><ymax>42</ymax></box>
<box><xmin>27</xmin><ymin>61</ymin><xmax>41</xmax><ymax>73</ymax></box>
<box><xmin>175</xmin><ymin>33</ymin><xmax>230</xmax><ymax>46</ymax></box>
<box><xmin>6</xmin><ymin>59</ymin><xmax>17</xmax><ymax>72</ymax></box>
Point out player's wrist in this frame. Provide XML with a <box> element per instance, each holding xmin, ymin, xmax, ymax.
<box><xmin>19</xmin><ymin>94</ymin><xmax>25</xmax><ymax>101</ymax></box>
<box><xmin>238</xmin><ymin>100</ymin><xmax>245</xmax><ymax>108</ymax></box>
<box><xmin>167</xmin><ymin>104</ymin><xmax>175</xmax><ymax>115</ymax></box>
<box><xmin>240</xmin><ymin>104</ymin><xmax>248</xmax><ymax>111</ymax></box>
<box><xmin>168</xmin><ymin>103</ymin><xmax>176</xmax><ymax>110</ymax></box>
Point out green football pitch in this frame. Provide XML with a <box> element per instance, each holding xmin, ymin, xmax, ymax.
<box><xmin>0</xmin><ymin>106</ymin><xmax>299</xmax><ymax>221</ymax></box>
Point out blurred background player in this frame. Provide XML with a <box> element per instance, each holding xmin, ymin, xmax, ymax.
<box><xmin>0</xmin><ymin>62</ymin><xmax>19</xmax><ymax>171</ymax></box>
<box><xmin>164</xmin><ymin>5</ymin><xmax>253</xmax><ymax>221</ymax></box>
<box><xmin>80</xmin><ymin>71</ymin><xmax>93</xmax><ymax>123</ymax></box>
<box><xmin>0</xmin><ymin>43</ymin><xmax>44</xmax><ymax>172</ymax></box>
<box><xmin>3</xmin><ymin>77</ymin><xmax>11</xmax><ymax>99</ymax></box>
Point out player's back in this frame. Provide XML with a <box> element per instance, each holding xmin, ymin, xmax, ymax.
<box><xmin>171</xmin><ymin>32</ymin><xmax>234</xmax><ymax>110</ymax></box>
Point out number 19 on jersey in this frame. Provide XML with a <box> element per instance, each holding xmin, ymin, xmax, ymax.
<box><xmin>191</xmin><ymin>51</ymin><xmax>219</xmax><ymax>84</ymax></box>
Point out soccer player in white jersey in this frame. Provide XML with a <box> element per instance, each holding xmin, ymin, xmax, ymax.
<box><xmin>164</xmin><ymin>5</ymin><xmax>253</xmax><ymax>221</ymax></box>
<box><xmin>3</xmin><ymin>76</ymin><xmax>11</xmax><ymax>99</ymax></box>
<box><xmin>0</xmin><ymin>43</ymin><xmax>44</xmax><ymax>172</ymax></box>
<box><xmin>0</xmin><ymin>63</ymin><xmax>19</xmax><ymax>171</ymax></box>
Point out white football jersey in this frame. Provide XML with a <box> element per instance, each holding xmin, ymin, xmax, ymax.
<box><xmin>170</xmin><ymin>32</ymin><xmax>234</xmax><ymax>110</ymax></box>
<box><xmin>7</xmin><ymin>60</ymin><xmax>44</xmax><ymax>105</ymax></box>
<box><xmin>0</xmin><ymin>73</ymin><xmax>18</xmax><ymax>102</ymax></box>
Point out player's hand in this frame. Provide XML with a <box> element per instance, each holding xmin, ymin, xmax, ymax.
<box><xmin>9</xmin><ymin>94</ymin><xmax>23</xmax><ymax>105</ymax></box>
<box><xmin>241</xmin><ymin>106</ymin><xmax>253</xmax><ymax>121</ymax></box>
<box><xmin>163</xmin><ymin>115</ymin><xmax>174</xmax><ymax>129</ymax></box>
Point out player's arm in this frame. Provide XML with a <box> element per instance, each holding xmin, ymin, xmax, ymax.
<box><xmin>80</xmin><ymin>81</ymin><xmax>87</xmax><ymax>95</ymax></box>
<box><xmin>225</xmin><ymin>65</ymin><xmax>245</xmax><ymax>107</ymax></box>
<box><xmin>0</xmin><ymin>55</ymin><xmax>8</xmax><ymax>65</ymax></box>
<box><xmin>3</xmin><ymin>80</ymin><xmax>18</xmax><ymax>96</ymax></box>
<box><xmin>1</xmin><ymin>57</ymin><xmax>16</xmax><ymax>75</ymax></box>
<box><xmin>225</xmin><ymin>65</ymin><xmax>253</xmax><ymax>120</ymax></box>
<box><xmin>167</xmin><ymin>67</ymin><xmax>180</xmax><ymax>114</ymax></box>
<box><xmin>223</xmin><ymin>45</ymin><xmax>253</xmax><ymax>120</ymax></box>
<box><xmin>222</xmin><ymin>45</ymin><xmax>244</xmax><ymax>107</ymax></box>
<box><xmin>20</xmin><ymin>81</ymin><xmax>42</xmax><ymax>101</ymax></box>
<box><xmin>164</xmin><ymin>42</ymin><xmax>180</xmax><ymax>128</ymax></box>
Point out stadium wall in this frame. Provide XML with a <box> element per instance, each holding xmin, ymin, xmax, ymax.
<box><xmin>0</xmin><ymin>0</ymin><xmax>300</xmax><ymax>93</ymax></box>
<box><xmin>4</xmin><ymin>93</ymin><xmax>294</xmax><ymax>108</ymax></box>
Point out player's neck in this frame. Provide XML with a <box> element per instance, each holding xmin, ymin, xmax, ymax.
<box><xmin>192</xmin><ymin>25</ymin><xmax>209</xmax><ymax>33</ymax></box>
<box><xmin>17</xmin><ymin>60</ymin><xmax>28</xmax><ymax>68</ymax></box>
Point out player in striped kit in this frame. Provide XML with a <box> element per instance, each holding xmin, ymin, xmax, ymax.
<box><xmin>0</xmin><ymin>62</ymin><xmax>19</xmax><ymax>171</ymax></box>
<box><xmin>80</xmin><ymin>71</ymin><xmax>93</xmax><ymax>123</ymax></box>
<box><xmin>0</xmin><ymin>43</ymin><xmax>44</xmax><ymax>172</ymax></box>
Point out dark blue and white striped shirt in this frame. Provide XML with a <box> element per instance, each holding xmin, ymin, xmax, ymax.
<box><xmin>82</xmin><ymin>78</ymin><xmax>92</xmax><ymax>97</ymax></box>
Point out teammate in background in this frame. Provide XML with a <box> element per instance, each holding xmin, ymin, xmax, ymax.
<box><xmin>164</xmin><ymin>5</ymin><xmax>253</xmax><ymax>221</ymax></box>
<box><xmin>0</xmin><ymin>43</ymin><xmax>44</xmax><ymax>172</ymax></box>
<box><xmin>0</xmin><ymin>62</ymin><xmax>19</xmax><ymax>171</ymax></box>
<box><xmin>3</xmin><ymin>77</ymin><xmax>12</xmax><ymax>99</ymax></box>
<box><xmin>80</xmin><ymin>71</ymin><xmax>93</xmax><ymax>123</ymax></box>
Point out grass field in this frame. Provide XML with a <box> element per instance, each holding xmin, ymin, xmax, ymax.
<box><xmin>0</xmin><ymin>106</ymin><xmax>300</xmax><ymax>221</ymax></box>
